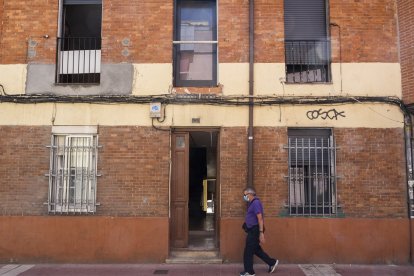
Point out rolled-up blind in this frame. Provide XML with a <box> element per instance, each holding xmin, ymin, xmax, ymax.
<box><xmin>284</xmin><ymin>0</ymin><xmax>327</xmax><ymax>40</ymax></box>
<box><xmin>64</xmin><ymin>0</ymin><xmax>101</xmax><ymax>4</ymax></box>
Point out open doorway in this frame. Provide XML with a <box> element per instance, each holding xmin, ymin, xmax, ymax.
<box><xmin>170</xmin><ymin>129</ymin><xmax>219</xmax><ymax>251</ymax></box>
<box><xmin>188</xmin><ymin>131</ymin><xmax>218</xmax><ymax>249</ymax></box>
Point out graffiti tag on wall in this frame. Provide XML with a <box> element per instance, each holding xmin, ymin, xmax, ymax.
<box><xmin>306</xmin><ymin>109</ymin><xmax>346</xmax><ymax>120</ymax></box>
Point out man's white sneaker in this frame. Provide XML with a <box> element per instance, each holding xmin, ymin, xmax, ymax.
<box><xmin>268</xmin><ymin>259</ymin><xmax>279</xmax><ymax>273</ymax></box>
<box><xmin>240</xmin><ymin>272</ymin><xmax>256</xmax><ymax>276</ymax></box>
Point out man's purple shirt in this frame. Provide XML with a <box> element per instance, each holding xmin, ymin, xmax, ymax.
<box><xmin>245</xmin><ymin>197</ymin><xmax>264</xmax><ymax>228</ymax></box>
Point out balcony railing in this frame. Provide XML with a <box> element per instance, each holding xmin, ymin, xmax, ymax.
<box><xmin>56</xmin><ymin>37</ymin><xmax>101</xmax><ymax>84</ymax></box>
<box><xmin>285</xmin><ymin>39</ymin><xmax>331</xmax><ymax>83</ymax></box>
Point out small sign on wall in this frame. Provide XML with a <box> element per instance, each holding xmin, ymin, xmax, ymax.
<box><xmin>150</xmin><ymin>102</ymin><xmax>162</xmax><ymax>118</ymax></box>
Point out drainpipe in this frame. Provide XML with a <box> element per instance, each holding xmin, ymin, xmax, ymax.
<box><xmin>247</xmin><ymin>0</ymin><xmax>254</xmax><ymax>187</ymax></box>
<box><xmin>404</xmin><ymin>113</ymin><xmax>413</xmax><ymax>263</ymax></box>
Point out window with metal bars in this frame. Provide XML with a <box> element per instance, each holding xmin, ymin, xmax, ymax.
<box><xmin>287</xmin><ymin>129</ymin><xmax>337</xmax><ymax>216</ymax></box>
<box><xmin>48</xmin><ymin>134</ymin><xmax>99</xmax><ymax>214</ymax></box>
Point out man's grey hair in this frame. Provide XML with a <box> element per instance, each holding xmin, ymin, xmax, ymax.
<box><xmin>244</xmin><ymin>186</ymin><xmax>256</xmax><ymax>195</ymax></box>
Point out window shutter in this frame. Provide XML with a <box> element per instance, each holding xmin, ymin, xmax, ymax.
<box><xmin>284</xmin><ymin>0</ymin><xmax>327</xmax><ymax>40</ymax></box>
<box><xmin>64</xmin><ymin>0</ymin><xmax>102</xmax><ymax>5</ymax></box>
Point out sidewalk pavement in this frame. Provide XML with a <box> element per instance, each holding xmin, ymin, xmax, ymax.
<box><xmin>1</xmin><ymin>263</ymin><xmax>414</xmax><ymax>276</ymax></box>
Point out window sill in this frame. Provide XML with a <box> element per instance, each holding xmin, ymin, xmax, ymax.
<box><xmin>284</xmin><ymin>81</ymin><xmax>333</xmax><ymax>85</ymax></box>
<box><xmin>54</xmin><ymin>83</ymin><xmax>100</xmax><ymax>86</ymax></box>
<box><xmin>172</xmin><ymin>85</ymin><xmax>223</xmax><ymax>95</ymax></box>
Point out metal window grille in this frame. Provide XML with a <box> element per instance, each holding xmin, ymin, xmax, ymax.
<box><xmin>48</xmin><ymin>135</ymin><xmax>99</xmax><ymax>214</ymax></box>
<box><xmin>285</xmin><ymin>39</ymin><xmax>331</xmax><ymax>83</ymax></box>
<box><xmin>287</xmin><ymin>130</ymin><xmax>337</xmax><ymax>216</ymax></box>
<box><xmin>55</xmin><ymin>37</ymin><xmax>101</xmax><ymax>84</ymax></box>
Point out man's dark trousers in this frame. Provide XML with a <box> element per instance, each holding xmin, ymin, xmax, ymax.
<box><xmin>243</xmin><ymin>225</ymin><xmax>276</xmax><ymax>274</ymax></box>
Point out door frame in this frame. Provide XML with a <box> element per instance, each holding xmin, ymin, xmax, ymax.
<box><xmin>169</xmin><ymin>128</ymin><xmax>221</xmax><ymax>250</ymax></box>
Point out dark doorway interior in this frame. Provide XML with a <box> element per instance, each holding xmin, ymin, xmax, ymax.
<box><xmin>188</xmin><ymin>131</ymin><xmax>218</xmax><ymax>249</ymax></box>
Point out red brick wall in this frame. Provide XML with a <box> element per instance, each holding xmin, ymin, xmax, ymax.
<box><xmin>253</xmin><ymin>127</ymin><xmax>287</xmax><ymax>217</ymax></box>
<box><xmin>0</xmin><ymin>0</ymin><xmax>3</xmax><ymax>59</ymax></box>
<box><xmin>219</xmin><ymin>0</ymin><xmax>249</xmax><ymax>63</ymax></box>
<box><xmin>97</xmin><ymin>126</ymin><xmax>170</xmax><ymax>216</ymax></box>
<box><xmin>220</xmin><ymin>127</ymin><xmax>248</xmax><ymax>217</ymax></box>
<box><xmin>398</xmin><ymin>0</ymin><xmax>414</xmax><ymax>103</ymax></box>
<box><xmin>0</xmin><ymin>0</ymin><xmax>58</xmax><ymax>64</ymax></box>
<box><xmin>0</xmin><ymin>126</ymin><xmax>407</xmax><ymax>218</ymax></box>
<box><xmin>335</xmin><ymin>128</ymin><xmax>407</xmax><ymax>218</ymax></box>
<box><xmin>0</xmin><ymin>126</ymin><xmax>170</xmax><ymax>217</ymax></box>
<box><xmin>101</xmin><ymin>0</ymin><xmax>173</xmax><ymax>63</ymax></box>
<box><xmin>255</xmin><ymin>0</ymin><xmax>285</xmax><ymax>63</ymax></box>
<box><xmin>220</xmin><ymin>127</ymin><xmax>407</xmax><ymax>219</ymax></box>
<box><xmin>0</xmin><ymin>0</ymin><xmax>400</xmax><ymax>64</ymax></box>
<box><xmin>0</xmin><ymin>126</ymin><xmax>51</xmax><ymax>215</ymax></box>
<box><xmin>253</xmin><ymin>0</ymin><xmax>399</xmax><ymax>63</ymax></box>
<box><xmin>330</xmin><ymin>0</ymin><xmax>399</xmax><ymax>63</ymax></box>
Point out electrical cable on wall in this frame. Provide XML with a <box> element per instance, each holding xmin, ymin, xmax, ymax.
<box><xmin>156</xmin><ymin>103</ymin><xmax>167</xmax><ymax>123</ymax></box>
<box><xmin>51</xmin><ymin>102</ymin><xmax>57</xmax><ymax>125</ymax></box>
<box><xmin>0</xmin><ymin>93</ymin><xmax>404</xmax><ymax>105</ymax></box>
<box><xmin>351</xmin><ymin>97</ymin><xmax>404</xmax><ymax>124</ymax></box>
<box><xmin>0</xmin><ymin>93</ymin><xmax>409</xmax><ymax>118</ymax></box>
<box><xmin>152</xmin><ymin>117</ymin><xmax>170</xmax><ymax>132</ymax></box>
<box><xmin>0</xmin><ymin>84</ymin><xmax>8</xmax><ymax>96</ymax></box>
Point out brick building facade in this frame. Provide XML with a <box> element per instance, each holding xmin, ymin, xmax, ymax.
<box><xmin>398</xmin><ymin>0</ymin><xmax>414</xmax><ymax>103</ymax></box>
<box><xmin>0</xmin><ymin>0</ymin><xmax>413</xmax><ymax>264</ymax></box>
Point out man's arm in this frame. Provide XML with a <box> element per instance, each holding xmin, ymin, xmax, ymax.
<box><xmin>257</xmin><ymin>212</ymin><xmax>265</xmax><ymax>243</ymax></box>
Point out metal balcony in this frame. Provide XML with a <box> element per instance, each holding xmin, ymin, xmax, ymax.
<box><xmin>285</xmin><ymin>39</ymin><xmax>331</xmax><ymax>83</ymax></box>
<box><xmin>55</xmin><ymin>37</ymin><xmax>101</xmax><ymax>84</ymax></box>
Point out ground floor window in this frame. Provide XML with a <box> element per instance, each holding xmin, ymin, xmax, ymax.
<box><xmin>48</xmin><ymin>129</ymin><xmax>99</xmax><ymax>214</ymax></box>
<box><xmin>287</xmin><ymin>128</ymin><xmax>337</xmax><ymax>216</ymax></box>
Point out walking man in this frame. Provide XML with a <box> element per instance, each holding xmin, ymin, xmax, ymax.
<box><xmin>240</xmin><ymin>187</ymin><xmax>278</xmax><ymax>276</ymax></box>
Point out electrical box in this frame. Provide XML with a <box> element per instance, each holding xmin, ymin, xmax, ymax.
<box><xmin>149</xmin><ymin>102</ymin><xmax>162</xmax><ymax>118</ymax></box>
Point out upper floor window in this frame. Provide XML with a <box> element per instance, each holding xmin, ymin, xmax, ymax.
<box><xmin>287</xmin><ymin>128</ymin><xmax>337</xmax><ymax>216</ymax></box>
<box><xmin>56</xmin><ymin>0</ymin><xmax>102</xmax><ymax>84</ymax></box>
<box><xmin>284</xmin><ymin>0</ymin><xmax>331</xmax><ymax>83</ymax></box>
<box><xmin>173</xmin><ymin>0</ymin><xmax>217</xmax><ymax>87</ymax></box>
